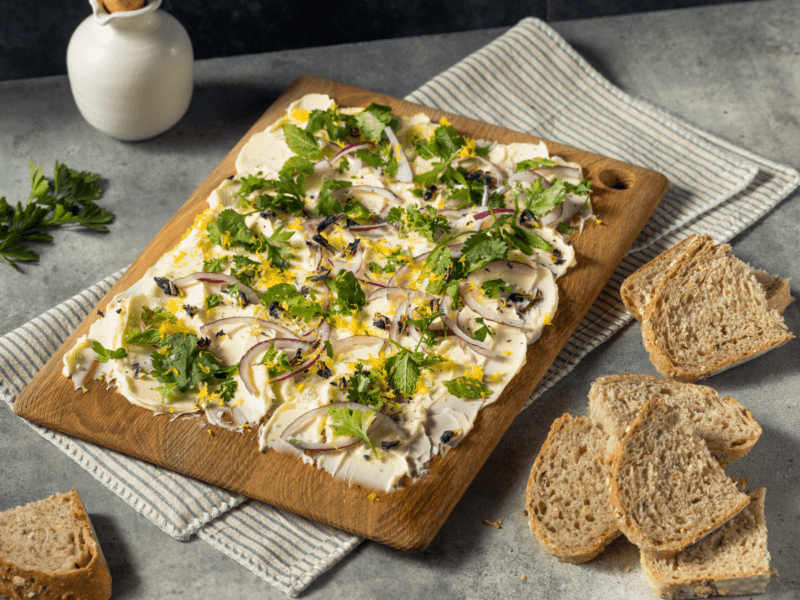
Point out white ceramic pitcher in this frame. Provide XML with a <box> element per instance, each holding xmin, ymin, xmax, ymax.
<box><xmin>67</xmin><ymin>0</ymin><xmax>193</xmax><ymax>141</ymax></box>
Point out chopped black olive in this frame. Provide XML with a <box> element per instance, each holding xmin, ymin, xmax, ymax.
<box><xmin>349</xmin><ymin>127</ymin><xmax>361</xmax><ymax>138</ymax></box>
<box><xmin>440</xmin><ymin>430</ymin><xmax>454</xmax><ymax>444</ymax></box>
<box><xmin>381</xmin><ymin>440</ymin><xmax>400</xmax><ymax>450</ymax></box>
<box><xmin>363</xmin><ymin>454</ymin><xmax>370</xmax><ymax>461</ymax></box>
<box><xmin>552</xmin><ymin>247</ymin><xmax>565</xmax><ymax>266</ymax></box>
<box><xmin>373</xmin><ymin>314</ymin><xmax>391</xmax><ymax>330</ymax></box>
<box><xmin>346</xmin><ymin>237</ymin><xmax>361</xmax><ymax>256</ymax></box>
<box><xmin>154</xmin><ymin>276</ymin><xmax>179</xmax><ymax>296</ymax></box>
<box><xmin>183</xmin><ymin>304</ymin><xmax>198</xmax><ymax>317</ymax></box>
<box><xmin>519</xmin><ymin>208</ymin><xmax>539</xmax><ymax>227</ymax></box>
<box><xmin>268</xmin><ymin>301</ymin><xmax>282</xmax><ymax>319</ymax></box>
<box><xmin>196</xmin><ymin>337</ymin><xmax>212</xmax><ymax>349</ymax></box>
<box><xmin>429</xmin><ymin>298</ymin><xmax>441</xmax><ymax>312</ymax></box>
<box><xmin>423</xmin><ymin>184</ymin><xmax>437</xmax><ymax>201</ymax></box>
<box><xmin>317</xmin><ymin>214</ymin><xmax>338</xmax><ymax>233</ymax></box>
<box><xmin>330</xmin><ymin>376</ymin><xmax>349</xmax><ymax>390</ymax></box>
<box><xmin>238</xmin><ymin>291</ymin><xmax>250</xmax><ymax>308</ymax></box>
<box><xmin>289</xmin><ymin>348</ymin><xmax>304</xmax><ymax>366</ymax></box>
<box><xmin>116</xmin><ymin>308</ymin><xmax>122</xmax><ymax>314</ymax></box>
<box><xmin>345</xmin><ymin>218</ymin><xmax>357</xmax><ymax>229</ymax></box>
<box><xmin>132</xmin><ymin>363</ymin><xmax>141</xmax><ymax>378</ymax></box>
<box><xmin>310</xmin><ymin>267</ymin><xmax>331</xmax><ymax>282</ymax></box>
<box><xmin>298</xmin><ymin>286</ymin><xmax>309</xmax><ymax>296</ymax></box>
<box><xmin>311</xmin><ymin>233</ymin><xmax>331</xmax><ymax>250</ymax></box>
<box><xmin>260</xmin><ymin>210</ymin><xmax>273</xmax><ymax>219</ymax></box>
<box><xmin>97</xmin><ymin>310</ymin><xmax>104</xmax><ymax>317</ymax></box>
<box><xmin>464</xmin><ymin>169</ymin><xmax>483</xmax><ymax>182</ymax></box>
<box><xmin>316</xmin><ymin>361</ymin><xmax>333</xmax><ymax>379</ymax></box>
<box><xmin>509</xmin><ymin>292</ymin><xmax>532</xmax><ymax>303</ymax></box>
<box><xmin>215</xmin><ymin>329</ymin><xmax>226</xmax><ymax>338</ymax></box>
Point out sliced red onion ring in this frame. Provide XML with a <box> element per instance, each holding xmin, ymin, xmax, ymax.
<box><xmin>383</xmin><ymin>125</ymin><xmax>413</xmax><ymax>183</ymax></box>
<box><xmin>333</xmin><ymin>141</ymin><xmax>372</xmax><ymax>162</ymax></box>
<box><xmin>199</xmin><ymin>316</ymin><xmax>296</xmax><ymax>339</ymax></box>
<box><xmin>507</xmin><ymin>170</ymin><xmax>549</xmax><ymax>187</ymax></box>
<box><xmin>172</xmin><ymin>272</ymin><xmax>261</xmax><ymax>306</ymax></box>
<box><xmin>331</xmin><ymin>184</ymin><xmax>400</xmax><ymax>204</ymax></box>
<box><xmin>461</xmin><ymin>260</ymin><xmax>540</xmax><ymax>330</ymax></box>
<box><xmin>239</xmin><ymin>337</ymin><xmax>310</xmax><ymax>396</ymax></box>
<box><xmin>280</xmin><ymin>401</ymin><xmax>407</xmax><ymax>451</ymax></box>
<box><xmin>472</xmin><ymin>208</ymin><xmax>514</xmax><ymax>221</ymax></box>
<box><xmin>440</xmin><ymin>295</ymin><xmax>504</xmax><ymax>359</ymax></box>
<box><xmin>330</xmin><ymin>335</ymin><xmax>392</xmax><ymax>356</ymax></box>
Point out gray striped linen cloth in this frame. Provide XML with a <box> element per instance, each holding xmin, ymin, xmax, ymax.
<box><xmin>1</xmin><ymin>16</ymin><xmax>798</xmax><ymax>596</ymax></box>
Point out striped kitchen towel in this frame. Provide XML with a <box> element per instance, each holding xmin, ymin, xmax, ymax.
<box><xmin>1</xmin><ymin>16</ymin><xmax>797</xmax><ymax>596</ymax></box>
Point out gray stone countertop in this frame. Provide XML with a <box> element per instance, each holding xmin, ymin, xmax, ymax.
<box><xmin>1</xmin><ymin>0</ymin><xmax>798</xmax><ymax>598</ymax></box>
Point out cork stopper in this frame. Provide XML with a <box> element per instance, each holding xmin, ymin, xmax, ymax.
<box><xmin>102</xmin><ymin>0</ymin><xmax>147</xmax><ymax>12</ymax></box>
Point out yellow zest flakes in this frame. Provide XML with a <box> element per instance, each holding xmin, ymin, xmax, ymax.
<box><xmin>172</xmin><ymin>250</ymin><xmax>187</xmax><ymax>268</ymax></box>
<box><xmin>439</xmin><ymin>116</ymin><xmax>451</xmax><ymax>127</ymax></box>
<box><xmin>484</xmin><ymin>519</ymin><xmax>502</xmax><ymax>529</ymax></box>
<box><xmin>159</xmin><ymin>320</ymin><xmax>193</xmax><ymax>337</ymax></box>
<box><xmin>543</xmin><ymin>313</ymin><xmax>552</xmax><ymax>325</ymax></box>
<box><xmin>207</xmin><ymin>429</ymin><xmax>213</xmax><ymax>436</ymax></box>
<box><xmin>464</xmin><ymin>364</ymin><xmax>484</xmax><ymax>380</ymax></box>
<box><xmin>157</xmin><ymin>345</ymin><xmax>172</xmax><ymax>356</ymax></box>
<box><xmin>367</xmin><ymin>492</ymin><xmax>380</xmax><ymax>502</ymax></box>
<box><xmin>489</xmin><ymin>371</ymin><xmax>506</xmax><ymax>384</ymax></box>
<box><xmin>455</xmin><ymin>137</ymin><xmax>476</xmax><ymax>158</ymax></box>
<box><xmin>197</xmin><ymin>384</ymin><xmax>211</xmax><ymax>403</ymax></box>
<box><xmin>167</xmin><ymin>298</ymin><xmax>183</xmax><ymax>314</ymax></box>
<box><xmin>295</xmin><ymin>382</ymin><xmax>306</xmax><ymax>394</ymax></box>
<box><xmin>221</xmin><ymin>231</ymin><xmax>232</xmax><ymax>248</ymax></box>
<box><xmin>290</xmin><ymin>108</ymin><xmax>310</xmax><ymax>123</ymax></box>
<box><xmin>198</xmin><ymin>362</ymin><xmax>211</xmax><ymax>375</ymax></box>
<box><xmin>231</xmin><ymin>397</ymin><xmax>244</xmax><ymax>407</ymax></box>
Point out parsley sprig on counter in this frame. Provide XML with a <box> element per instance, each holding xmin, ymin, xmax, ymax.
<box><xmin>1</xmin><ymin>161</ymin><xmax>114</xmax><ymax>271</ymax></box>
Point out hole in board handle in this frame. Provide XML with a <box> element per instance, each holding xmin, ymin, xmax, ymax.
<box><xmin>598</xmin><ymin>169</ymin><xmax>635</xmax><ymax>190</ymax></box>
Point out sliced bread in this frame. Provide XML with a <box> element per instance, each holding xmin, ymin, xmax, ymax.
<box><xmin>0</xmin><ymin>489</ymin><xmax>112</xmax><ymax>600</ymax></box>
<box><xmin>621</xmin><ymin>234</ymin><xmax>793</xmax><ymax>322</ymax></box>
<box><xmin>608</xmin><ymin>398</ymin><xmax>751</xmax><ymax>559</ymax></box>
<box><xmin>588</xmin><ymin>374</ymin><xmax>761</xmax><ymax>465</ymax></box>
<box><xmin>525</xmin><ymin>414</ymin><xmax>621</xmax><ymax>563</ymax></box>
<box><xmin>641</xmin><ymin>486</ymin><xmax>775</xmax><ymax>599</ymax></box>
<box><xmin>640</xmin><ymin>239</ymin><xmax>793</xmax><ymax>382</ymax></box>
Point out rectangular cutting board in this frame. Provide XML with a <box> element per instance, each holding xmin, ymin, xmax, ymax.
<box><xmin>15</xmin><ymin>75</ymin><xmax>668</xmax><ymax>551</ymax></box>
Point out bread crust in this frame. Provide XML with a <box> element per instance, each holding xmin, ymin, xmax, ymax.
<box><xmin>525</xmin><ymin>414</ymin><xmax>621</xmax><ymax>563</ymax></box>
<box><xmin>608</xmin><ymin>399</ymin><xmax>751</xmax><ymax>559</ymax></box>
<box><xmin>0</xmin><ymin>490</ymin><xmax>112</xmax><ymax>600</ymax></box>
<box><xmin>640</xmin><ymin>488</ymin><xmax>775</xmax><ymax>599</ymax></box>
<box><xmin>640</xmin><ymin>241</ymin><xmax>793</xmax><ymax>382</ymax></box>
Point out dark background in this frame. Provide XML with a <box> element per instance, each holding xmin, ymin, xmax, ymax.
<box><xmin>1</xmin><ymin>0</ymin><xmax>755</xmax><ymax>82</ymax></box>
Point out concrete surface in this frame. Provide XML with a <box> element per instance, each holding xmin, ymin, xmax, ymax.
<box><xmin>1</xmin><ymin>0</ymin><xmax>798</xmax><ymax>598</ymax></box>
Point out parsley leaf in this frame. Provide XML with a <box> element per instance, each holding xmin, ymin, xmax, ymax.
<box><xmin>326</xmin><ymin>406</ymin><xmax>378</xmax><ymax>457</ymax></box>
<box><xmin>1</xmin><ymin>161</ymin><xmax>114</xmax><ymax>271</ymax></box>
<box><xmin>260</xmin><ymin>283</ymin><xmax>327</xmax><ymax>322</ymax></box>
<box><xmin>92</xmin><ymin>341</ymin><xmax>127</xmax><ymax>363</ymax></box>
<box><xmin>481</xmin><ymin>279</ymin><xmax>514</xmax><ymax>299</ymax></box>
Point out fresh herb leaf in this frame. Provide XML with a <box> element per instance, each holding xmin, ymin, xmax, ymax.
<box><xmin>1</xmin><ymin>161</ymin><xmax>113</xmax><ymax>271</ymax></box>
<box><xmin>481</xmin><ymin>279</ymin><xmax>514</xmax><ymax>299</ymax></box>
<box><xmin>515</xmin><ymin>157</ymin><xmax>555</xmax><ymax>171</ymax></box>
<box><xmin>355</xmin><ymin>103</ymin><xmax>394</xmax><ymax>142</ymax></box>
<box><xmin>260</xmin><ymin>283</ymin><xmax>327</xmax><ymax>322</ymax></box>
<box><xmin>327</xmin><ymin>270</ymin><xmax>366</xmax><ymax>315</ymax></box>
<box><xmin>92</xmin><ymin>341</ymin><xmax>127</xmax><ymax>363</ymax></box>
<box><xmin>326</xmin><ymin>406</ymin><xmax>378</xmax><ymax>457</ymax></box>
<box><xmin>283</xmin><ymin>123</ymin><xmax>323</xmax><ymax>160</ymax></box>
<box><xmin>443</xmin><ymin>376</ymin><xmax>492</xmax><ymax>399</ymax></box>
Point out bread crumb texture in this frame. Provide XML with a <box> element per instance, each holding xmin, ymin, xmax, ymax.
<box><xmin>0</xmin><ymin>489</ymin><xmax>112</xmax><ymax>600</ymax></box>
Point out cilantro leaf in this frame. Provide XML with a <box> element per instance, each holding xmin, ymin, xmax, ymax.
<box><xmin>260</xmin><ymin>283</ymin><xmax>327</xmax><ymax>322</ymax></box>
<box><xmin>481</xmin><ymin>279</ymin><xmax>514</xmax><ymax>299</ymax></box>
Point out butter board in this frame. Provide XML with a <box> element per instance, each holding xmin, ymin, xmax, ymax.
<box><xmin>14</xmin><ymin>75</ymin><xmax>668</xmax><ymax>551</ymax></box>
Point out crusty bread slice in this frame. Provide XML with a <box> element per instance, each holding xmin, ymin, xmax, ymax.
<box><xmin>588</xmin><ymin>374</ymin><xmax>761</xmax><ymax>465</ymax></box>
<box><xmin>640</xmin><ymin>240</ymin><xmax>793</xmax><ymax>382</ymax></box>
<box><xmin>0</xmin><ymin>489</ymin><xmax>112</xmax><ymax>600</ymax></box>
<box><xmin>621</xmin><ymin>234</ymin><xmax>794</xmax><ymax>321</ymax></box>
<box><xmin>608</xmin><ymin>398</ymin><xmax>751</xmax><ymax>559</ymax></box>
<box><xmin>525</xmin><ymin>414</ymin><xmax>621</xmax><ymax>563</ymax></box>
<box><xmin>641</xmin><ymin>486</ymin><xmax>775</xmax><ymax>599</ymax></box>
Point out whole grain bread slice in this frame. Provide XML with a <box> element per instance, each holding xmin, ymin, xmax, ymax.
<box><xmin>0</xmin><ymin>489</ymin><xmax>112</xmax><ymax>600</ymax></box>
<box><xmin>588</xmin><ymin>374</ymin><xmax>761</xmax><ymax>465</ymax></box>
<box><xmin>640</xmin><ymin>240</ymin><xmax>793</xmax><ymax>382</ymax></box>
<box><xmin>621</xmin><ymin>234</ymin><xmax>794</xmax><ymax>322</ymax></box>
<box><xmin>526</xmin><ymin>414</ymin><xmax>621</xmax><ymax>563</ymax></box>
<box><xmin>641</xmin><ymin>485</ymin><xmax>775</xmax><ymax>599</ymax></box>
<box><xmin>608</xmin><ymin>398</ymin><xmax>751</xmax><ymax>559</ymax></box>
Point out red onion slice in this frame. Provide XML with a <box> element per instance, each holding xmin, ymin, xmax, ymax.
<box><xmin>239</xmin><ymin>337</ymin><xmax>310</xmax><ymax>396</ymax></box>
<box><xmin>383</xmin><ymin>125</ymin><xmax>413</xmax><ymax>183</ymax></box>
<box><xmin>199</xmin><ymin>316</ymin><xmax>296</xmax><ymax>339</ymax></box>
<box><xmin>333</xmin><ymin>141</ymin><xmax>373</xmax><ymax>162</ymax></box>
<box><xmin>330</xmin><ymin>335</ymin><xmax>392</xmax><ymax>356</ymax></box>
<box><xmin>331</xmin><ymin>184</ymin><xmax>400</xmax><ymax>204</ymax></box>
<box><xmin>172</xmin><ymin>272</ymin><xmax>261</xmax><ymax>305</ymax></box>
<box><xmin>280</xmin><ymin>401</ymin><xmax>407</xmax><ymax>451</ymax></box>
<box><xmin>439</xmin><ymin>295</ymin><xmax>504</xmax><ymax>359</ymax></box>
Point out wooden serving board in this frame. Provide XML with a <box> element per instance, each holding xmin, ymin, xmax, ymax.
<box><xmin>15</xmin><ymin>75</ymin><xmax>668</xmax><ymax>551</ymax></box>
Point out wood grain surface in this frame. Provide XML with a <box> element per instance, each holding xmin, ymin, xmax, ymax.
<box><xmin>14</xmin><ymin>75</ymin><xmax>669</xmax><ymax>551</ymax></box>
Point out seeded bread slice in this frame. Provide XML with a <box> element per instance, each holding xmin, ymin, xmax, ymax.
<box><xmin>641</xmin><ymin>486</ymin><xmax>775</xmax><ymax>599</ymax></box>
<box><xmin>588</xmin><ymin>374</ymin><xmax>761</xmax><ymax>465</ymax></box>
<box><xmin>608</xmin><ymin>398</ymin><xmax>751</xmax><ymax>559</ymax></box>
<box><xmin>0</xmin><ymin>489</ymin><xmax>112</xmax><ymax>600</ymax></box>
<box><xmin>526</xmin><ymin>414</ymin><xmax>621</xmax><ymax>563</ymax></box>
<box><xmin>621</xmin><ymin>234</ymin><xmax>794</xmax><ymax>322</ymax></box>
<box><xmin>640</xmin><ymin>240</ymin><xmax>794</xmax><ymax>382</ymax></box>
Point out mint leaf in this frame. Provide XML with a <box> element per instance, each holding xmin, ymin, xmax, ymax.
<box><xmin>283</xmin><ymin>124</ymin><xmax>323</xmax><ymax>160</ymax></box>
<box><xmin>515</xmin><ymin>157</ymin><xmax>556</xmax><ymax>172</ymax></box>
<box><xmin>443</xmin><ymin>376</ymin><xmax>492</xmax><ymax>399</ymax></box>
<box><xmin>92</xmin><ymin>341</ymin><xmax>127</xmax><ymax>363</ymax></box>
